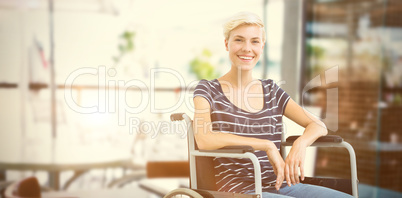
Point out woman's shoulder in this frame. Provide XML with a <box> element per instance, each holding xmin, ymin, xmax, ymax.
<box><xmin>259</xmin><ymin>78</ymin><xmax>275</xmax><ymax>87</ymax></box>
<box><xmin>195</xmin><ymin>79</ymin><xmax>220</xmax><ymax>89</ymax></box>
<box><xmin>193</xmin><ymin>79</ymin><xmax>220</xmax><ymax>105</ymax></box>
<box><xmin>199</xmin><ymin>78</ymin><xmax>219</xmax><ymax>84</ymax></box>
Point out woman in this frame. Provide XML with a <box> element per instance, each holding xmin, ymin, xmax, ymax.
<box><xmin>192</xmin><ymin>12</ymin><xmax>352</xmax><ymax>198</ymax></box>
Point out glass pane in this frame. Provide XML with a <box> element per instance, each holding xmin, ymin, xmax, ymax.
<box><xmin>303</xmin><ymin>0</ymin><xmax>402</xmax><ymax>196</ymax></box>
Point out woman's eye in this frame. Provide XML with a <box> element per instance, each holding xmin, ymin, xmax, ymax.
<box><xmin>235</xmin><ymin>39</ymin><xmax>242</xmax><ymax>41</ymax></box>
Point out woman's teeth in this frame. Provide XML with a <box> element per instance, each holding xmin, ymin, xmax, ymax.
<box><xmin>239</xmin><ymin>56</ymin><xmax>253</xmax><ymax>60</ymax></box>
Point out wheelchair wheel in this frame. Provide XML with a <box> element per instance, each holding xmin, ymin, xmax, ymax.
<box><xmin>163</xmin><ymin>188</ymin><xmax>203</xmax><ymax>198</ymax></box>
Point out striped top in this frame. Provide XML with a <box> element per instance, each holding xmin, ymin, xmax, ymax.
<box><xmin>193</xmin><ymin>78</ymin><xmax>290</xmax><ymax>193</ymax></box>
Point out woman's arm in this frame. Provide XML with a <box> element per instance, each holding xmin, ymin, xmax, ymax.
<box><xmin>283</xmin><ymin>98</ymin><xmax>328</xmax><ymax>186</ymax></box>
<box><xmin>193</xmin><ymin>96</ymin><xmax>285</xmax><ymax>190</ymax></box>
<box><xmin>193</xmin><ymin>96</ymin><xmax>271</xmax><ymax>151</ymax></box>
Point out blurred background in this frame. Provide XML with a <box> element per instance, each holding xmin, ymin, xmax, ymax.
<box><xmin>0</xmin><ymin>0</ymin><xmax>401</xmax><ymax>197</ymax></box>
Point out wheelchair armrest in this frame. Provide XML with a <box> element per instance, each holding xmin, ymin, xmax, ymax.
<box><xmin>286</xmin><ymin>135</ymin><xmax>343</xmax><ymax>144</ymax></box>
<box><xmin>199</xmin><ymin>145</ymin><xmax>255</xmax><ymax>154</ymax></box>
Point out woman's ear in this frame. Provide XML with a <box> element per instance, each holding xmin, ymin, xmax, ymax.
<box><xmin>225</xmin><ymin>39</ymin><xmax>229</xmax><ymax>51</ymax></box>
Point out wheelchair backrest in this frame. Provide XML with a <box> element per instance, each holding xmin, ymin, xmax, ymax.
<box><xmin>194</xmin><ymin>151</ymin><xmax>218</xmax><ymax>191</ymax></box>
<box><xmin>184</xmin><ymin>115</ymin><xmax>218</xmax><ymax>191</ymax></box>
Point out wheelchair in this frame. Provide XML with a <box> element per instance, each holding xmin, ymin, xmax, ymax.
<box><xmin>164</xmin><ymin>113</ymin><xmax>359</xmax><ymax>198</ymax></box>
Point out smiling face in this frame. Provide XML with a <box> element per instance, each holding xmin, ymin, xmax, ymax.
<box><xmin>225</xmin><ymin>24</ymin><xmax>265</xmax><ymax>71</ymax></box>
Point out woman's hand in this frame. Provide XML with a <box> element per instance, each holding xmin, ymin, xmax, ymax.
<box><xmin>265</xmin><ymin>143</ymin><xmax>285</xmax><ymax>191</ymax></box>
<box><xmin>282</xmin><ymin>99</ymin><xmax>328</xmax><ymax>186</ymax></box>
<box><xmin>284</xmin><ymin>139</ymin><xmax>307</xmax><ymax>186</ymax></box>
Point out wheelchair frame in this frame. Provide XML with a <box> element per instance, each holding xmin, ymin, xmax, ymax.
<box><xmin>168</xmin><ymin>113</ymin><xmax>359</xmax><ymax>198</ymax></box>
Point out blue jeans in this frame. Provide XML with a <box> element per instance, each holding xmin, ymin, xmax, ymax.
<box><xmin>245</xmin><ymin>183</ymin><xmax>353</xmax><ymax>198</ymax></box>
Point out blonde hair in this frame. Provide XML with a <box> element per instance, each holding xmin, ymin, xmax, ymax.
<box><xmin>223</xmin><ymin>12</ymin><xmax>266</xmax><ymax>42</ymax></box>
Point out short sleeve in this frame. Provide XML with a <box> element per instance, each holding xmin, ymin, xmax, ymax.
<box><xmin>193</xmin><ymin>79</ymin><xmax>213</xmax><ymax>107</ymax></box>
<box><xmin>270</xmin><ymin>80</ymin><xmax>291</xmax><ymax>116</ymax></box>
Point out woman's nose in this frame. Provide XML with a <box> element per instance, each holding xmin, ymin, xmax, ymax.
<box><xmin>242</xmin><ymin>42</ymin><xmax>251</xmax><ymax>52</ymax></box>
